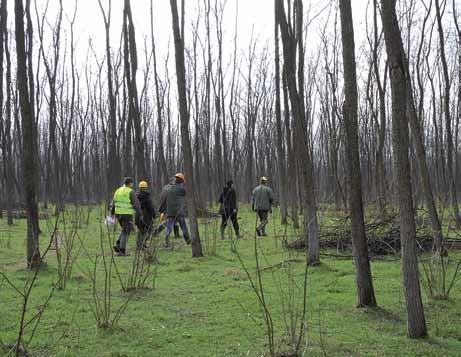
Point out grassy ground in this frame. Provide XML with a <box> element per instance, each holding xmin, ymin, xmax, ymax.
<box><xmin>1</xmin><ymin>205</ymin><xmax>461</xmax><ymax>356</ymax></box>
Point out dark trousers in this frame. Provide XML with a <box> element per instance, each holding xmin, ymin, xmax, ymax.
<box><xmin>256</xmin><ymin>210</ymin><xmax>269</xmax><ymax>233</ymax></box>
<box><xmin>221</xmin><ymin>209</ymin><xmax>239</xmax><ymax>236</ymax></box>
<box><xmin>116</xmin><ymin>215</ymin><xmax>133</xmax><ymax>250</ymax></box>
<box><xmin>165</xmin><ymin>216</ymin><xmax>189</xmax><ymax>239</ymax></box>
<box><xmin>136</xmin><ymin>222</ymin><xmax>152</xmax><ymax>249</ymax></box>
<box><xmin>154</xmin><ymin>221</ymin><xmax>180</xmax><ymax>238</ymax></box>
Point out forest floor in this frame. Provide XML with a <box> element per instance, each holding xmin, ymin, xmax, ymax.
<box><xmin>1</xmin><ymin>205</ymin><xmax>461</xmax><ymax>356</ymax></box>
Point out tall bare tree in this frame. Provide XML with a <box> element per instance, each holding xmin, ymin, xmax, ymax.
<box><xmin>170</xmin><ymin>0</ymin><xmax>203</xmax><ymax>257</ymax></box>
<box><xmin>381</xmin><ymin>0</ymin><xmax>427</xmax><ymax>338</ymax></box>
<box><xmin>274</xmin><ymin>0</ymin><xmax>288</xmax><ymax>225</ymax></box>
<box><xmin>98</xmin><ymin>0</ymin><xmax>119</xmax><ymax>199</ymax></box>
<box><xmin>339</xmin><ymin>0</ymin><xmax>377</xmax><ymax>307</ymax></box>
<box><xmin>276</xmin><ymin>0</ymin><xmax>319</xmax><ymax>264</ymax></box>
<box><xmin>434</xmin><ymin>0</ymin><xmax>461</xmax><ymax>226</ymax></box>
<box><xmin>123</xmin><ymin>0</ymin><xmax>145</xmax><ymax>180</ymax></box>
<box><xmin>15</xmin><ymin>0</ymin><xmax>40</xmax><ymax>268</ymax></box>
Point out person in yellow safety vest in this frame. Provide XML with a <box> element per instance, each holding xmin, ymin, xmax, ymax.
<box><xmin>110</xmin><ymin>177</ymin><xmax>142</xmax><ymax>256</ymax></box>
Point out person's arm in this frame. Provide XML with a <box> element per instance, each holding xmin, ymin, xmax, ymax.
<box><xmin>145</xmin><ymin>195</ymin><xmax>155</xmax><ymax>219</ymax></box>
<box><xmin>268</xmin><ymin>188</ymin><xmax>274</xmax><ymax>212</ymax></box>
<box><xmin>230</xmin><ymin>189</ymin><xmax>237</xmax><ymax>211</ymax></box>
<box><xmin>130</xmin><ymin>190</ymin><xmax>142</xmax><ymax>217</ymax></box>
<box><xmin>269</xmin><ymin>188</ymin><xmax>274</xmax><ymax>205</ymax></box>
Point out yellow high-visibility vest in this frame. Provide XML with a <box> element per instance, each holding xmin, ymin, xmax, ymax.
<box><xmin>113</xmin><ymin>186</ymin><xmax>135</xmax><ymax>215</ymax></box>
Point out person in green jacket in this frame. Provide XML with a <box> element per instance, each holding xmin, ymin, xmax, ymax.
<box><xmin>153</xmin><ymin>176</ymin><xmax>181</xmax><ymax>240</ymax></box>
<box><xmin>252</xmin><ymin>176</ymin><xmax>274</xmax><ymax>236</ymax></box>
<box><xmin>163</xmin><ymin>173</ymin><xmax>191</xmax><ymax>247</ymax></box>
<box><xmin>111</xmin><ymin>177</ymin><xmax>142</xmax><ymax>256</ymax></box>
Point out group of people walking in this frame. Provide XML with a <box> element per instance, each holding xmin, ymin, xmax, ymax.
<box><xmin>110</xmin><ymin>174</ymin><xmax>274</xmax><ymax>256</ymax></box>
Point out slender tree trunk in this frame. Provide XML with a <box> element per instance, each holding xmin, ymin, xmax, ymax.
<box><xmin>98</xmin><ymin>0</ymin><xmax>119</xmax><ymax>199</ymax></box>
<box><xmin>276</xmin><ymin>0</ymin><xmax>319</xmax><ymax>264</ymax></box>
<box><xmin>274</xmin><ymin>1</ymin><xmax>288</xmax><ymax>225</ymax></box>
<box><xmin>434</xmin><ymin>0</ymin><xmax>461</xmax><ymax>226</ymax></box>
<box><xmin>15</xmin><ymin>0</ymin><xmax>40</xmax><ymax>269</ymax></box>
<box><xmin>150</xmin><ymin>0</ymin><xmax>168</xmax><ymax>186</ymax></box>
<box><xmin>339</xmin><ymin>0</ymin><xmax>377</xmax><ymax>307</ymax></box>
<box><xmin>123</xmin><ymin>0</ymin><xmax>145</xmax><ymax>180</ymax></box>
<box><xmin>381</xmin><ymin>0</ymin><xmax>427</xmax><ymax>338</ymax></box>
<box><xmin>170</xmin><ymin>0</ymin><xmax>203</xmax><ymax>257</ymax></box>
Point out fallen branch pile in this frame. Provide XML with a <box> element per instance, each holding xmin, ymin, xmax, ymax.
<box><xmin>287</xmin><ymin>212</ymin><xmax>434</xmax><ymax>256</ymax></box>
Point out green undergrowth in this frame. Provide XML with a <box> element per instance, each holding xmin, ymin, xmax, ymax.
<box><xmin>0</xmin><ymin>205</ymin><xmax>460</xmax><ymax>356</ymax></box>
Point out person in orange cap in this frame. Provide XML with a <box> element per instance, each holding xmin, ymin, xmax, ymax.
<box><xmin>162</xmin><ymin>173</ymin><xmax>190</xmax><ymax>247</ymax></box>
<box><xmin>154</xmin><ymin>176</ymin><xmax>180</xmax><ymax>240</ymax></box>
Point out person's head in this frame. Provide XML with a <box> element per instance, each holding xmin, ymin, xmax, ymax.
<box><xmin>174</xmin><ymin>172</ymin><xmax>185</xmax><ymax>184</ymax></box>
<box><xmin>124</xmin><ymin>177</ymin><xmax>134</xmax><ymax>188</ymax></box>
<box><xmin>138</xmin><ymin>180</ymin><xmax>149</xmax><ymax>190</ymax></box>
<box><xmin>226</xmin><ymin>180</ymin><xmax>233</xmax><ymax>188</ymax></box>
<box><xmin>260</xmin><ymin>176</ymin><xmax>268</xmax><ymax>185</ymax></box>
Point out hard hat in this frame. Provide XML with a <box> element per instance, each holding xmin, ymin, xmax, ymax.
<box><xmin>260</xmin><ymin>176</ymin><xmax>268</xmax><ymax>183</ymax></box>
<box><xmin>139</xmin><ymin>181</ymin><xmax>149</xmax><ymax>189</ymax></box>
<box><xmin>175</xmin><ymin>173</ymin><xmax>185</xmax><ymax>182</ymax></box>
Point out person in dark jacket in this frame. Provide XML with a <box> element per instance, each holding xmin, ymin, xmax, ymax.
<box><xmin>111</xmin><ymin>177</ymin><xmax>142</xmax><ymax>256</ymax></box>
<box><xmin>219</xmin><ymin>180</ymin><xmax>240</xmax><ymax>239</ymax></box>
<box><xmin>252</xmin><ymin>176</ymin><xmax>274</xmax><ymax>236</ymax></box>
<box><xmin>135</xmin><ymin>180</ymin><xmax>156</xmax><ymax>250</ymax></box>
<box><xmin>163</xmin><ymin>173</ymin><xmax>190</xmax><ymax>247</ymax></box>
<box><xmin>154</xmin><ymin>177</ymin><xmax>180</xmax><ymax>240</ymax></box>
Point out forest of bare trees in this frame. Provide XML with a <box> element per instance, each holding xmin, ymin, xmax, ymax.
<box><xmin>1</xmin><ymin>0</ymin><xmax>461</xmax><ymax>344</ymax></box>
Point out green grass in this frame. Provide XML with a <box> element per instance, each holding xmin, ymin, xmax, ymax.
<box><xmin>1</xmin><ymin>206</ymin><xmax>461</xmax><ymax>356</ymax></box>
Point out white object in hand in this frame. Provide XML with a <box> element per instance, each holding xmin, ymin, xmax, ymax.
<box><xmin>105</xmin><ymin>215</ymin><xmax>116</xmax><ymax>226</ymax></box>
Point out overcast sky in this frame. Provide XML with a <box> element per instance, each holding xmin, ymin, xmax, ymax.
<box><xmin>29</xmin><ymin>0</ymin><xmax>370</xmax><ymax>68</ymax></box>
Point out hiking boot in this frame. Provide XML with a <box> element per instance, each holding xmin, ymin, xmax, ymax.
<box><xmin>113</xmin><ymin>245</ymin><xmax>121</xmax><ymax>253</ymax></box>
<box><xmin>256</xmin><ymin>228</ymin><xmax>262</xmax><ymax>237</ymax></box>
<box><xmin>183</xmin><ymin>235</ymin><xmax>191</xmax><ymax>245</ymax></box>
<box><xmin>117</xmin><ymin>248</ymin><xmax>130</xmax><ymax>256</ymax></box>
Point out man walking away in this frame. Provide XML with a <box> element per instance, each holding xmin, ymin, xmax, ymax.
<box><xmin>219</xmin><ymin>180</ymin><xmax>241</xmax><ymax>239</ymax></box>
<box><xmin>252</xmin><ymin>176</ymin><xmax>274</xmax><ymax>237</ymax></box>
<box><xmin>136</xmin><ymin>180</ymin><xmax>156</xmax><ymax>250</ymax></box>
<box><xmin>164</xmin><ymin>173</ymin><xmax>191</xmax><ymax>247</ymax></box>
<box><xmin>111</xmin><ymin>177</ymin><xmax>142</xmax><ymax>256</ymax></box>
<box><xmin>155</xmin><ymin>177</ymin><xmax>180</xmax><ymax>239</ymax></box>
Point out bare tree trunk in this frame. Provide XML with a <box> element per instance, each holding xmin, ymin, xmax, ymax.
<box><xmin>435</xmin><ymin>0</ymin><xmax>461</xmax><ymax>226</ymax></box>
<box><xmin>381</xmin><ymin>0</ymin><xmax>427</xmax><ymax>338</ymax></box>
<box><xmin>339</xmin><ymin>0</ymin><xmax>377</xmax><ymax>307</ymax></box>
<box><xmin>123</xmin><ymin>0</ymin><xmax>145</xmax><ymax>180</ymax></box>
<box><xmin>150</xmin><ymin>0</ymin><xmax>168</xmax><ymax>186</ymax></box>
<box><xmin>15</xmin><ymin>0</ymin><xmax>40</xmax><ymax>269</ymax></box>
<box><xmin>274</xmin><ymin>1</ymin><xmax>288</xmax><ymax>225</ymax></box>
<box><xmin>170</xmin><ymin>0</ymin><xmax>203</xmax><ymax>257</ymax></box>
<box><xmin>276</xmin><ymin>0</ymin><xmax>319</xmax><ymax>264</ymax></box>
<box><xmin>98</xmin><ymin>0</ymin><xmax>119</xmax><ymax>199</ymax></box>
<box><xmin>372</xmin><ymin>0</ymin><xmax>387</xmax><ymax>218</ymax></box>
